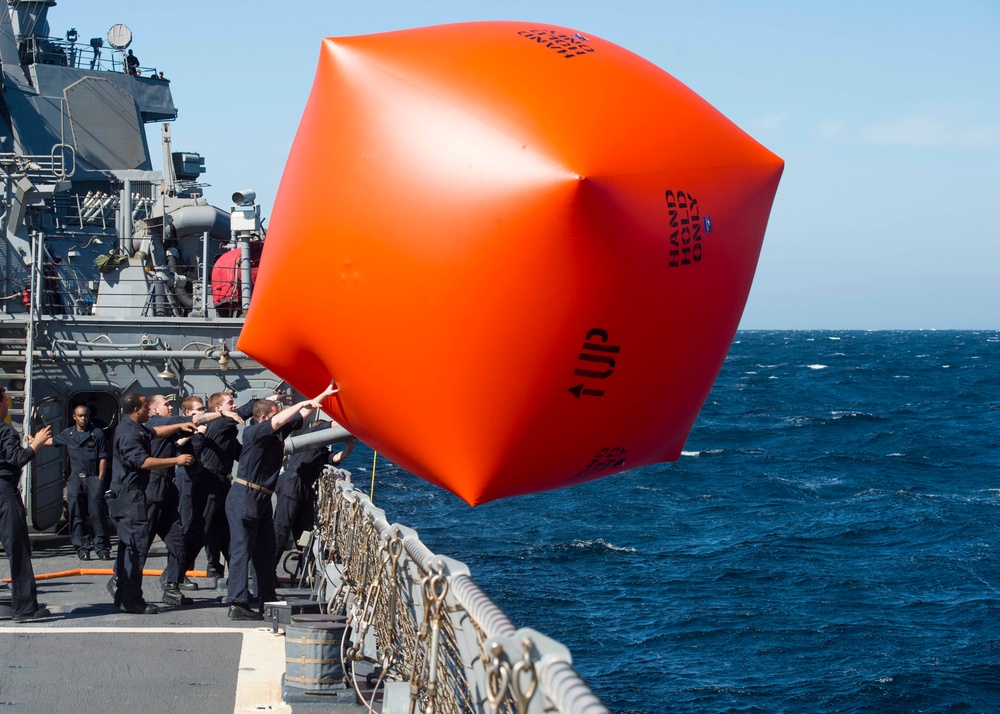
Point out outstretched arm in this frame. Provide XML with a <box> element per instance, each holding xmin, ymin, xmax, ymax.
<box><xmin>270</xmin><ymin>381</ymin><xmax>338</xmax><ymax>432</ymax></box>
<box><xmin>194</xmin><ymin>409</ymin><xmax>243</xmax><ymax>426</ymax></box>
<box><xmin>151</xmin><ymin>421</ymin><xmax>198</xmax><ymax>439</ymax></box>
<box><xmin>141</xmin><ymin>453</ymin><xmax>195</xmax><ymax>471</ymax></box>
<box><xmin>331</xmin><ymin>437</ymin><xmax>356</xmax><ymax>465</ymax></box>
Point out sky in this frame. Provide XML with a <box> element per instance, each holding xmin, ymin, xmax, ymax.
<box><xmin>67</xmin><ymin>1</ymin><xmax>1000</xmax><ymax>329</ymax></box>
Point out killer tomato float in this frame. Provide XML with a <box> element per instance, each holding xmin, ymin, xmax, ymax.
<box><xmin>238</xmin><ymin>22</ymin><xmax>784</xmax><ymax>505</ymax></box>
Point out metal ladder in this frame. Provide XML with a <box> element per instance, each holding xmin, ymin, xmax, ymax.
<box><xmin>0</xmin><ymin>321</ymin><xmax>30</xmax><ymax>437</ymax></box>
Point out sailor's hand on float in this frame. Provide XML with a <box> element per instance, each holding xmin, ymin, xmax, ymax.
<box><xmin>315</xmin><ymin>380</ymin><xmax>339</xmax><ymax>401</ymax></box>
<box><xmin>177</xmin><ymin>421</ymin><xmax>198</xmax><ymax>434</ymax></box>
<box><xmin>175</xmin><ymin>454</ymin><xmax>196</xmax><ymax>467</ymax></box>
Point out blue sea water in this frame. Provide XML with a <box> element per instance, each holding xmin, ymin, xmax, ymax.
<box><xmin>358</xmin><ymin>330</ymin><xmax>1000</xmax><ymax>713</ymax></box>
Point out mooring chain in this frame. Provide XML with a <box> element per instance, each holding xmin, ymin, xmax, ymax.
<box><xmin>487</xmin><ymin>642</ymin><xmax>513</xmax><ymax>714</ymax></box>
<box><xmin>347</xmin><ymin>529</ymin><xmax>384</xmax><ymax>662</ymax></box>
<box><xmin>381</xmin><ymin>533</ymin><xmax>405</xmax><ymax>667</ymax></box>
<box><xmin>486</xmin><ymin>638</ymin><xmax>539</xmax><ymax>714</ymax></box>
<box><xmin>370</xmin><ymin>536</ymin><xmax>398</xmax><ymax>666</ymax></box>
<box><xmin>419</xmin><ymin>573</ymin><xmax>449</xmax><ymax>714</ymax></box>
<box><xmin>511</xmin><ymin>638</ymin><xmax>538</xmax><ymax>713</ymax></box>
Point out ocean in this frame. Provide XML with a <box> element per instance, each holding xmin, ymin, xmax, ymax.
<box><xmin>358</xmin><ymin>330</ymin><xmax>1000</xmax><ymax>713</ymax></box>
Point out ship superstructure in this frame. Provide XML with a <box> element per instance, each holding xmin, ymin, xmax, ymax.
<box><xmin>0</xmin><ymin>0</ymin><xmax>274</xmax><ymax>531</ymax></box>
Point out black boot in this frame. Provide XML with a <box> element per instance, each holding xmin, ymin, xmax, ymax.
<box><xmin>228</xmin><ymin>603</ymin><xmax>263</xmax><ymax>621</ymax></box>
<box><xmin>162</xmin><ymin>583</ymin><xmax>191</xmax><ymax>606</ymax></box>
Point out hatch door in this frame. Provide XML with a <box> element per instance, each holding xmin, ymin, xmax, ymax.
<box><xmin>27</xmin><ymin>398</ymin><xmax>66</xmax><ymax>531</ymax></box>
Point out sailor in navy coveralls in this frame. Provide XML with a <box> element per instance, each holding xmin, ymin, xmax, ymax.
<box><xmin>175</xmin><ymin>394</ymin><xmax>244</xmax><ymax>585</ymax></box>
<box><xmin>198</xmin><ymin>391</ymin><xmax>287</xmax><ymax>578</ymax></box>
<box><xmin>273</xmin><ymin>420</ymin><xmax>354</xmax><ymax>569</ymax></box>
<box><xmin>225</xmin><ymin>381</ymin><xmax>337</xmax><ymax>621</ymax></box>
<box><xmin>146</xmin><ymin>395</ymin><xmax>194</xmax><ymax>604</ymax></box>
<box><xmin>49</xmin><ymin>404</ymin><xmax>112</xmax><ymax>560</ymax></box>
<box><xmin>0</xmin><ymin>383</ymin><xmax>53</xmax><ymax>621</ymax></box>
<box><xmin>108</xmin><ymin>393</ymin><xmax>196</xmax><ymax>614</ymax></box>
<box><xmin>198</xmin><ymin>392</ymin><xmax>257</xmax><ymax>576</ymax></box>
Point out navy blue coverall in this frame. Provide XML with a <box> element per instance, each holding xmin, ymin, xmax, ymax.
<box><xmin>0</xmin><ymin>421</ymin><xmax>43</xmax><ymax>617</ymax></box>
<box><xmin>52</xmin><ymin>424</ymin><xmax>111</xmax><ymax>557</ymax></box>
<box><xmin>226</xmin><ymin>412</ymin><xmax>303</xmax><ymax>609</ymax></box>
<box><xmin>199</xmin><ymin>399</ymin><xmax>256</xmax><ymax>572</ymax></box>
<box><xmin>273</xmin><ymin>421</ymin><xmax>336</xmax><ymax>567</ymax></box>
<box><xmin>109</xmin><ymin>417</ymin><xmax>155</xmax><ymax>609</ymax></box>
<box><xmin>146</xmin><ymin>415</ymin><xmax>188</xmax><ymax>586</ymax></box>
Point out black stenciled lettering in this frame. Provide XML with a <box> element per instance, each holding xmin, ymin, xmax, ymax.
<box><xmin>582</xmin><ymin>341</ymin><xmax>620</xmax><ymax>353</ymax></box>
<box><xmin>586</xmin><ymin>327</ymin><xmax>608</xmax><ymax>342</ymax></box>
<box><xmin>519</xmin><ymin>29</ymin><xmax>595</xmax><ymax>58</ymax></box>
<box><xmin>569</xmin><ymin>328</ymin><xmax>621</xmax><ymax>398</ymax></box>
<box><xmin>664</xmin><ymin>189</ymin><xmax>705</xmax><ymax>268</ymax></box>
<box><xmin>573</xmin><ymin>353</ymin><xmax>616</xmax><ymax>379</ymax></box>
<box><xmin>570</xmin><ymin>446</ymin><xmax>629</xmax><ymax>482</ymax></box>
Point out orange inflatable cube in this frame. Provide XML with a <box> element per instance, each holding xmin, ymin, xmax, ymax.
<box><xmin>239</xmin><ymin>22</ymin><xmax>783</xmax><ymax>505</ymax></box>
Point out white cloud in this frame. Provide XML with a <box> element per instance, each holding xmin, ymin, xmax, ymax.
<box><xmin>837</xmin><ymin>115</ymin><xmax>1000</xmax><ymax>149</ymax></box>
<box><xmin>957</xmin><ymin>124</ymin><xmax>1000</xmax><ymax>149</ymax></box>
<box><xmin>860</xmin><ymin>115</ymin><xmax>954</xmax><ymax>147</ymax></box>
<box><xmin>753</xmin><ymin>112</ymin><xmax>790</xmax><ymax>132</ymax></box>
<box><xmin>817</xmin><ymin>120</ymin><xmax>847</xmax><ymax>140</ymax></box>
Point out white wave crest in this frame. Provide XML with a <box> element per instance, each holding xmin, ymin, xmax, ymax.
<box><xmin>571</xmin><ymin>538</ymin><xmax>637</xmax><ymax>553</ymax></box>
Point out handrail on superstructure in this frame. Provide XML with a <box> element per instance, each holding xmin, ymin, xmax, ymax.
<box><xmin>15</xmin><ymin>33</ymin><xmax>164</xmax><ymax>78</ymax></box>
<box><xmin>0</xmin><ymin>145</ymin><xmax>75</xmax><ymax>182</ymax></box>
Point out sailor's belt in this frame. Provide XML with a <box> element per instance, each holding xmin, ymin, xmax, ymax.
<box><xmin>232</xmin><ymin>477</ymin><xmax>274</xmax><ymax>496</ymax></box>
<box><xmin>203</xmin><ymin>464</ymin><xmax>231</xmax><ymax>481</ymax></box>
<box><xmin>78</xmin><ymin>472</ymin><xmax>99</xmax><ymax>478</ymax></box>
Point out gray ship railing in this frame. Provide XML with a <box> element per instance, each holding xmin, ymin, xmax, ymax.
<box><xmin>312</xmin><ymin>474</ymin><xmax>609</xmax><ymax>714</ymax></box>
<box><xmin>0</xmin><ymin>146</ymin><xmax>74</xmax><ymax>181</ymax></box>
<box><xmin>16</xmin><ymin>34</ymin><xmax>164</xmax><ymax>78</ymax></box>
<box><xmin>22</xmin><ymin>245</ymin><xmax>236</xmax><ymax>319</ymax></box>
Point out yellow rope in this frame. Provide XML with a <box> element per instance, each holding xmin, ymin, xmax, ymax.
<box><xmin>370</xmin><ymin>450</ymin><xmax>377</xmax><ymax>502</ymax></box>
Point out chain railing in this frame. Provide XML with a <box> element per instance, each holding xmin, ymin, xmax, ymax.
<box><xmin>314</xmin><ymin>473</ymin><xmax>610</xmax><ymax>714</ymax></box>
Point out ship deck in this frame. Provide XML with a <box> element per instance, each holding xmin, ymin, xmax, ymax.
<box><xmin>1</xmin><ymin>535</ymin><xmax>356</xmax><ymax>714</ymax></box>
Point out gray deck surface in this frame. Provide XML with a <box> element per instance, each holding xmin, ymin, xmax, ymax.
<box><xmin>1</xmin><ymin>535</ymin><xmax>357</xmax><ymax>714</ymax></box>
<box><xmin>1</xmin><ymin>631</ymin><xmax>243</xmax><ymax>713</ymax></box>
